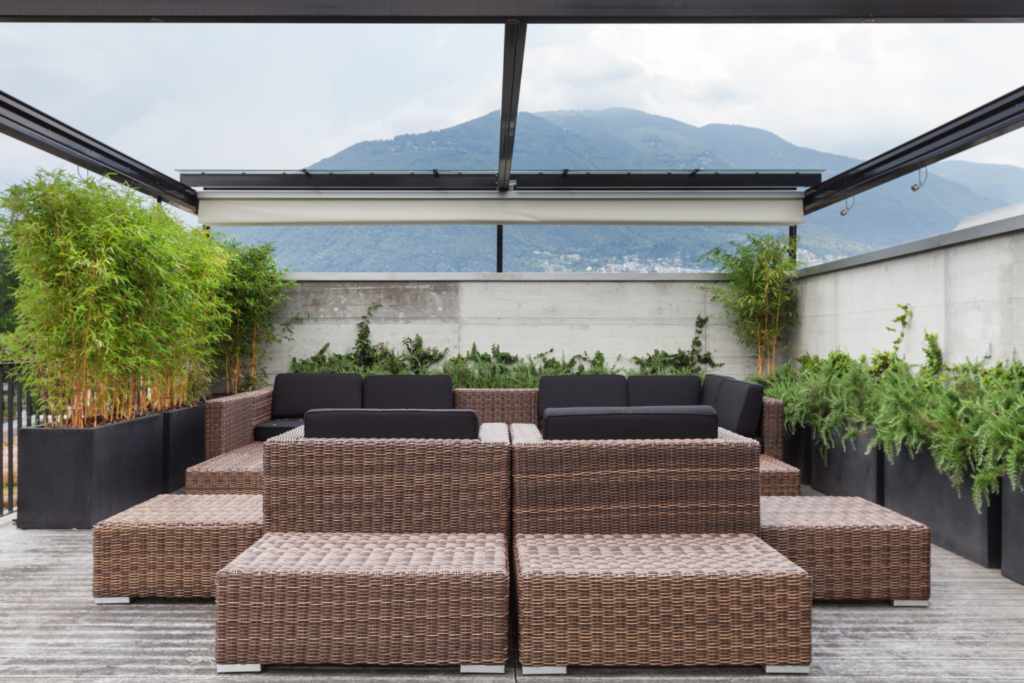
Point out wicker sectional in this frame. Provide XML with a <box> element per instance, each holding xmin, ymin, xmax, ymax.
<box><xmin>185</xmin><ymin>442</ymin><xmax>263</xmax><ymax>495</ymax></box>
<box><xmin>761</xmin><ymin>496</ymin><xmax>931</xmax><ymax>603</ymax></box>
<box><xmin>93</xmin><ymin>494</ymin><xmax>262</xmax><ymax>601</ymax></box>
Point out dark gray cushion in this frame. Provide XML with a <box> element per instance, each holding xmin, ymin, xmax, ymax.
<box><xmin>362</xmin><ymin>375</ymin><xmax>453</xmax><ymax>409</ymax></box>
<box><xmin>713</xmin><ymin>379</ymin><xmax>764</xmax><ymax>438</ymax></box>
<box><xmin>700</xmin><ymin>374</ymin><xmax>735</xmax><ymax>407</ymax></box>
<box><xmin>542</xmin><ymin>405</ymin><xmax>718</xmax><ymax>441</ymax></box>
<box><xmin>537</xmin><ymin>375</ymin><xmax>628</xmax><ymax>422</ymax></box>
<box><xmin>627</xmin><ymin>375</ymin><xmax>701</xmax><ymax>407</ymax></box>
<box><xmin>304</xmin><ymin>408</ymin><xmax>478</xmax><ymax>440</ymax></box>
<box><xmin>254</xmin><ymin>418</ymin><xmax>304</xmax><ymax>442</ymax></box>
<box><xmin>271</xmin><ymin>373</ymin><xmax>362</xmax><ymax>418</ymax></box>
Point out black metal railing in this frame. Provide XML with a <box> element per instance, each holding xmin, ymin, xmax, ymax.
<box><xmin>1</xmin><ymin>363</ymin><xmax>47</xmax><ymax>517</ymax></box>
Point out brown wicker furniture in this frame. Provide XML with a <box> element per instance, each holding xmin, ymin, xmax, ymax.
<box><xmin>215</xmin><ymin>423</ymin><xmax>512</xmax><ymax>673</ymax></box>
<box><xmin>205</xmin><ymin>388</ymin><xmax>272</xmax><ymax>460</ymax></box>
<box><xmin>510</xmin><ymin>423</ymin><xmax>811</xmax><ymax>673</ymax></box>
<box><xmin>185</xmin><ymin>442</ymin><xmax>263</xmax><ymax>495</ymax></box>
<box><xmin>454</xmin><ymin>387</ymin><xmax>538</xmax><ymax>426</ymax></box>
<box><xmin>761</xmin><ymin>496</ymin><xmax>931</xmax><ymax>604</ymax></box>
<box><xmin>761</xmin><ymin>454</ymin><xmax>801</xmax><ymax>496</ymax></box>
<box><xmin>93</xmin><ymin>494</ymin><xmax>262</xmax><ymax>602</ymax></box>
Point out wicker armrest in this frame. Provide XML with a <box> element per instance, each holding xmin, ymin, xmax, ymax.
<box><xmin>760</xmin><ymin>397</ymin><xmax>784</xmax><ymax>460</ymax></box>
<box><xmin>454</xmin><ymin>388</ymin><xmax>540</xmax><ymax>426</ymax></box>
<box><xmin>204</xmin><ymin>387</ymin><xmax>273</xmax><ymax>459</ymax></box>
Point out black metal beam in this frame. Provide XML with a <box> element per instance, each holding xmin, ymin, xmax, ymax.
<box><xmin>0</xmin><ymin>89</ymin><xmax>198</xmax><ymax>213</ymax></box>
<box><xmin>497</xmin><ymin>21</ymin><xmax>526</xmax><ymax>192</ymax></box>
<box><xmin>804</xmin><ymin>85</ymin><xmax>1024</xmax><ymax>214</ymax></box>
<box><xmin>181</xmin><ymin>171</ymin><xmax>821</xmax><ymax>191</ymax></box>
<box><xmin>2</xmin><ymin>1</ymin><xmax>1023</xmax><ymax>23</ymax></box>
<box><xmin>497</xmin><ymin>225</ymin><xmax>504</xmax><ymax>273</ymax></box>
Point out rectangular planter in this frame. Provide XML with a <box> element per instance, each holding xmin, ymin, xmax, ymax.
<box><xmin>1003</xmin><ymin>474</ymin><xmax>1024</xmax><ymax>584</ymax></box>
<box><xmin>161</xmin><ymin>403</ymin><xmax>206</xmax><ymax>493</ymax></box>
<box><xmin>885</xmin><ymin>447</ymin><xmax>1001</xmax><ymax>568</ymax></box>
<box><xmin>810</xmin><ymin>426</ymin><xmax>884</xmax><ymax>504</ymax></box>
<box><xmin>17</xmin><ymin>414</ymin><xmax>163</xmax><ymax>529</ymax></box>
<box><xmin>782</xmin><ymin>426</ymin><xmax>813</xmax><ymax>486</ymax></box>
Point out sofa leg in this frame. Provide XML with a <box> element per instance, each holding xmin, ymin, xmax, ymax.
<box><xmin>892</xmin><ymin>600</ymin><xmax>929</xmax><ymax>607</ymax></box>
<box><xmin>521</xmin><ymin>666</ymin><xmax>567</xmax><ymax>675</ymax></box>
<box><xmin>94</xmin><ymin>597</ymin><xmax>131</xmax><ymax>604</ymax></box>
<box><xmin>460</xmin><ymin>665</ymin><xmax>506</xmax><ymax>674</ymax></box>
<box><xmin>217</xmin><ymin>664</ymin><xmax>261</xmax><ymax>674</ymax></box>
<box><xmin>763</xmin><ymin>665</ymin><xmax>810</xmax><ymax>674</ymax></box>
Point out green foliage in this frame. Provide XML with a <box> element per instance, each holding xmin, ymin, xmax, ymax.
<box><xmin>215</xmin><ymin>237</ymin><xmax>298</xmax><ymax>393</ymax></box>
<box><xmin>631</xmin><ymin>315</ymin><xmax>722</xmax><ymax>375</ymax></box>
<box><xmin>0</xmin><ymin>170</ymin><xmax>230</xmax><ymax>425</ymax></box>
<box><xmin>0</xmin><ymin>241</ymin><xmax>17</xmax><ymax>334</ymax></box>
<box><xmin>868</xmin><ymin>303</ymin><xmax>911</xmax><ymax>376</ymax></box>
<box><xmin>698</xmin><ymin>234</ymin><xmax>799</xmax><ymax>377</ymax></box>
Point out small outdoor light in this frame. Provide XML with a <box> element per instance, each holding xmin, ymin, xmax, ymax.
<box><xmin>840</xmin><ymin>196</ymin><xmax>856</xmax><ymax>216</ymax></box>
<box><xmin>911</xmin><ymin>167</ymin><xmax>928</xmax><ymax>191</ymax></box>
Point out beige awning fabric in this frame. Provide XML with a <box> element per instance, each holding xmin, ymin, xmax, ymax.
<box><xmin>197</xmin><ymin>190</ymin><xmax>805</xmax><ymax>226</ymax></box>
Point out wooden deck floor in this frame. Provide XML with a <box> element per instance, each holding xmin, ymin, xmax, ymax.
<box><xmin>1</xmin><ymin>512</ymin><xmax>1023</xmax><ymax>682</ymax></box>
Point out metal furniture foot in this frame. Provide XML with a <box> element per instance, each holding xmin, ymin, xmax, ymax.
<box><xmin>217</xmin><ymin>664</ymin><xmax>261</xmax><ymax>673</ymax></box>
<box><xmin>892</xmin><ymin>600</ymin><xmax>929</xmax><ymax>607</ymax></box>
<box><xmin>522</xmin><ymin>666</ymin><xmax>567</xmax><ymax>675</ymax></box>
<box><xmin>764</xmin><ymin>665</ymin><xmax>810</xmax><ymax>674</ymax></box>
<box><xmin>461</xmin><ymin>665</ymin><xmax>506</xmax><ymax>673</ymax></box>
<box><xmin>94</xmin><ymin>597</ymin><xmax>131</xmax><ymax>604</ymax></box>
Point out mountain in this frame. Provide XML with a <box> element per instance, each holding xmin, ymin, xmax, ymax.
<box><xmin>220</xmin><ymin>109</ymin><xmax>1019</xmax><ymax>272</ymax></box>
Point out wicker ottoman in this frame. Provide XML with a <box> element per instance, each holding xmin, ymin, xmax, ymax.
<box><xmin>761</xmin><ymin>496</ymin><xmax>931</xmax><ymax>604</ymax></box>
<box><xmin>93</xmin><ymin>494</ymin><xmax>262</xmax><ymax>603</ymax></box>
<box><xmin>760</xmin><ymin>456</ymin><xmax>801</xmax><ymax>496</ymax></box>
<box><xmin>514</xmin><ymin>533</ymin><xmax>811</xmax><ymax>674</ymax></box>
<box><xmin>216</xmin><ymin>532</ymin><xmax>510</xmax><ymax>673</ymax></box>
<box><xmin>186</xmin><ymin>442</ymin><xmax>263</xmax><ymax>495</ymax></box>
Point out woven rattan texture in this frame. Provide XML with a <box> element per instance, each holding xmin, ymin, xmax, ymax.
<box><xmin>216</xmin><ymin>532</ymin><xmax>509</xmax><ymax>666</ymax></box>
<box><xmin>514</xmin><ymin>533</ymin><xmax>811</xmax><ymax>667</ymax></box>
<box><xmin>761</xmin><ymin>496</ymin><xmax>931</xmax><ymax>601</ymax></box>
<box><xmin>510</xmin><ymin>423</ymin><xmax>760</xmax><ymax>536</ymax></box>
<box><xmin>93</xmin><ymin>494</ymin><xmax>262</xmax><ymax>599</ymax></box>
<box><xmin>761</xmin><ymin>397</ymin><xmax>784</xmax><ymax>459</ymax></box>
<box><xmin>204</xmin><ymin>388</ymin><xmax>272</xmax><ymax>459</ymax></box>
<box><xmin>760</xmin><ymin>455</ymin><xmax>801</xmax><ymax>496</ymax></box>
<box><xmin>454</xmin><ymin>388</ymin><xmax>539</xmax><ymax>426</ymax></box>
<box><xmin>185</xmin><ymin>443</ymin><xmax>263</xmax><ymax>495</ymax></box>
<box><xmin>263</xmin><ymin>425</ymin><xmax>510</xmax><ymax>535</ymax></box>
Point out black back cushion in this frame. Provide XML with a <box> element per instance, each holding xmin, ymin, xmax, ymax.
<box><xmin>542</xmin><ymin>406</ymin><xmax>717</xmax><ymax>441</ymax></box>
<box><xmin>271</xmin><ymin>373</ymin><xmax>362</xmax><ymax>418</ymax></box>
<box><xmin>700</xmin><ymin>374</ymin><xmax>735</xmax><ymax>407</ymax></box>
<box><xmin>304</xmin><ymin>408</ymin><xmax>478</xmax><ymax>440</ymax></box>
<box><xmin>713</xmin><ymin>379</ymin><xmax>764</xmax><ymax>438</ymax></box>
<box><xmin>627</xmin><ymin>375</ymin><xmax>701</xmax><ymax>407</ymax></box>
<box><xmin>362</xmin><ymin>375</ymin><xmax>453</xmax><ymax>410</ymax></box>
<box><xmin>537</xmin><ymin>375</ymin><xmax>628</xmax><ymax>422</ymax></box>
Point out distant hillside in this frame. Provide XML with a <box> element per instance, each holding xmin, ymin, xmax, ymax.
<box><xmin>220</xmin><ymin>108</ymin><xmax>1019</xmax><ymax>272</ymax></box>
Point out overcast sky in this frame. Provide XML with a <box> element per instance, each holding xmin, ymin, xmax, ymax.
<box><xmin>3</xmin><ymin>22</ymin><xmax>1024</xmax><ymax>199</ymax></box>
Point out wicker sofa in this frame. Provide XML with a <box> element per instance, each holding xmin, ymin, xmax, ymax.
<box><xmin>214</xmin><ymin>423</ymin><xmax>512</xmax><ymax>674</ymax></box>
<box><xmin>510</xmin><ymin>422</ymin><xmax>811</xmax><ymax>673</ymax></box>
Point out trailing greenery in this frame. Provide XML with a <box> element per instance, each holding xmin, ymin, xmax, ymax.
<box><xmin>0</xmin><ymin>170</ymin><xmax>230</xmax><ymax>426</ymax></box>
<box><xmin>291</xmin><ymin>306</ymin><xmax>718</xmax><ymax>387</ymax></box>
<box><xmin>215</xmin><ymin>238</ymin><xmax>298</xmax><ymax>394</ymax></box>
<box><xmin>764</xmin><ymin>304</ymin><xmax>1024</xmax><ymax>510</ymax></box>
<box><xmin>698</xmin><ymin>233</ymin><xmax>799</xmax><ymax>378</ymax></box>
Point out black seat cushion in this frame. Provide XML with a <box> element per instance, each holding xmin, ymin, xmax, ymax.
<box><xmin>700</xmin><ymin>374</ymin><xmax>735</xmax><ymax>407</ymax></box>
<box><xmin>362</xmin><ymin>375</ymin><xmax>453</xmax><ymax>410</ymax></box>
<box><xmin>627</xmin><ymin>375</ymin><xmax>701</xmax><ymax>407</ymax></box>
<box><xmin>254</xmin><ymin>418</ymin><xmax>304</xmax><ymax>442</ymax></box>
<box><xmin>304</xmin><ymin>409</ymin><xmax>478</xmax><ymax>440</ymax></box>
<box><xmin>542</xmin><ymin>406</ymin><xmax>718</xmax><ymax>441</ymax></box>
<box><xmin>712</xmin><ymin>379</ymin><xmax>764</xmax><ymax>438</ymax></box>
<box><xmin>271</xmin><ymin>373</ymin><xmax>362</xmax><ymax>418</ymax></box>
<box><xmin>537</xmin><ymin>375</ymin><xmax>628</xmax><ymax>422</ymax></box>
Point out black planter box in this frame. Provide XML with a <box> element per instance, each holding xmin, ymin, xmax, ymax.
<box><xmin>1003</xmin><ymin>474</ymin><xmax>1024</xmax><ymax>584</ymax></box>
<box><xmin>810</xmin><ymin>426</ymin><xmax>884</xmax><ymax>504</ymax></box>
<box><xmin>885</xmin><ymin>447</ymin><xmax>1001</xmax><ymax>568</ymax></box>
<box><xmin>17</xmin><ymin>414</ymin><xmax>163</xmax><ymax>529</ymax></box>
<box><xmin>160</xmin><ymin>403</ymin><xmax>206</xmax><ymax>493</ymax></box>
<box><xmin>782</xmin><ymin>426</ymin><xmax>813</xmax><ymax>486</ymax></box>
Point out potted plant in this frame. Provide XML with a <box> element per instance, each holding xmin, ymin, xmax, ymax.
<box><xmin>1</xmin><ymin>171</ymin><xmax>228</xmax><ymax>527</ymax></box>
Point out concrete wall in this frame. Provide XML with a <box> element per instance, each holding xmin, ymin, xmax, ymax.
<box><xmin>266</xmin><ymin>273</ymin><xmax>760</xmax><ymax>380</ymax></box>
<box><xmin>790</xmin><ymin>222</ymin><xmax>1024</xmax><ymax>366</ymax></box>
